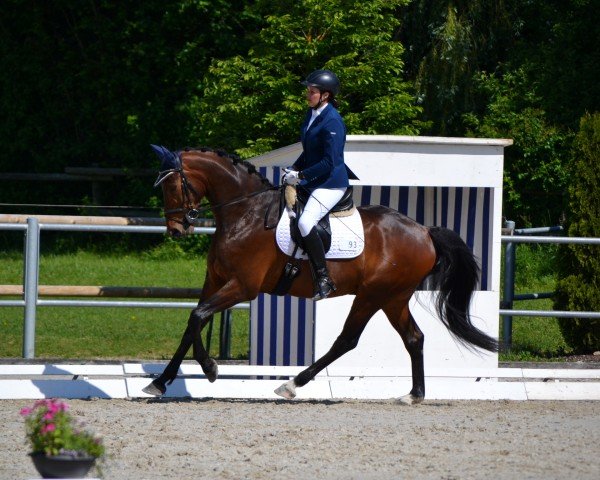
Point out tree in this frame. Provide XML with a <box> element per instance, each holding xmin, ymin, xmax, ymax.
<box><xmin>509</xmin><ymin>0</ymin><xmax>600</xmax><ymax>131</ymax></box>
<box><xmin>464</xmin><ymin>69</ymin><xmax>570</xmax><ymax>226</ymax></box>
<box><xmin>0</xmin><ymin>0</ymin><xmax>255</xmax><ymax>206</ymax></box>
<box><xmin>554</xmin><ymin>113</ymin><xmax>600</xmax><ymax>353</ymax></box>
<box><xmin>187</xmin><ymin>0</ymin><xmax>422</xmax><ymax>158</ymax></box>
<box><xmin>399</xmin><ymin>0</ymin><xmax>517</xmax><ymax>136</ymax></box>
<box><xmin>398</xmin><ymin>0</ymin><xmax>598</xmax><ymax>226</ymax></box>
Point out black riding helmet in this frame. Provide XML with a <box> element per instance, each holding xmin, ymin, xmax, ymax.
<box><xmin>301</xmin><ymin>69</ymin><xmax>340</xmax><ymax>96</ymax></box>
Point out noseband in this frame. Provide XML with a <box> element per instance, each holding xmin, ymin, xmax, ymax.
<box><xmin>154</xmin><ymin>159</ymin><xmax>204</xmax><ymax>229</ymax></box>
<box><xmin>154</xmin><ymin>153</ymin><xmax>280</xmax><ymax>229</ymax></box>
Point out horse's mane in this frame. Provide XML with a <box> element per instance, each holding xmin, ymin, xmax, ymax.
<box><xmin>182</xmin><ymin>146</ymin><xmax>273</xmax><ymax>187</ymax></box>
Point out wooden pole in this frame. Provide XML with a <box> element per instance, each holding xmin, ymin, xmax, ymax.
<box><xmin>0</xmin><ymin>285</ymin><xmax>202</xmax><ymax>299</ymax></box>
<box><xmin>0</xmin><ymin>214</ymin><xmax>165</xmax><ymax>226</ymax></box>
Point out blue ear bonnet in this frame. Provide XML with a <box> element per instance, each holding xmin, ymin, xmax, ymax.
<box><xmin>151</xmin><ymin>144</ymin><xmax>180</xmax><ymax>170</ymax></box>
<box><xmin>151</xmin><ymin>144</ymin><xmax>181</xmax><ymax>186</ymax></box>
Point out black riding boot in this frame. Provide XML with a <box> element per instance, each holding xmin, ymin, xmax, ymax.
<box><xmin>302</xmin><ymin>227</ymin><xmax>336</xmax><ymax>300</ymax></box>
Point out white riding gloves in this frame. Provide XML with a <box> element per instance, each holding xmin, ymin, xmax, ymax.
<box><xmin>283</xmin><ymin>169</ymin><xmax>301</xmax><ymax>185</ymax></box>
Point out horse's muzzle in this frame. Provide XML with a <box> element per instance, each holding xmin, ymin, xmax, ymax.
<box><xmin>169</xmin><ymin>227</ymin><xmax>183</xmax><ymax>238</ymax></box>
<box><xmin>168</xmin><ymin>224</ymin><xmax>194</xmax><ymax>237</ymax></box>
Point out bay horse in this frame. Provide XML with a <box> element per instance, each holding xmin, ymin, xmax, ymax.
<box><xmin>144</xmin><ymin>145</ymin><xmax>498</xmax><ymax>404</ymax></box>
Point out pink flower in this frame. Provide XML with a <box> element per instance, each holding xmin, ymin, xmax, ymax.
<box><xmin>19</xmin><ymin>407</ymin><xmax>32</xmax><ymax>416</ymax></box>
<box><xmin>43</xmin><ymin>412</ymin><xmax>55</xmax><ymax>421</ymax></box>
<box><xmin>41</xmin><ymin>423</ymin><xmax>56</xmax><ymax>434</ymax></box>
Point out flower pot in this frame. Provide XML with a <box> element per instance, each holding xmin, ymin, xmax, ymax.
<box><xmin>30</xmin><ymin>453</ymin><xmax>96</xmax><ymax>479</ymax></box>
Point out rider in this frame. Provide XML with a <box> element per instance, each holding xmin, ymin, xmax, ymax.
<box><xmin>283</xmin><ymin>69</ymin><xmax>351</xmax><ymax>300</ymax></box>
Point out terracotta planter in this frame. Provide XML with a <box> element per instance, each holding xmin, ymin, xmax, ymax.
<box><xmin>29</xmin><ymin>453</ymin><xmax>96</xmax><ymax>479</ymax></box>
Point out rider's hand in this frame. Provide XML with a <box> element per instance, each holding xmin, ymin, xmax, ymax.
<box><xmin>283</xmin><ymin>169</ymin><xmax>301</xmax><ymax>185</ymax></box>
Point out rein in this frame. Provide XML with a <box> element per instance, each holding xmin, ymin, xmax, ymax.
<box><xmin>155</xmin><ymin>164</ymin><xmax>280</xmax><ymax>228</ymax></box>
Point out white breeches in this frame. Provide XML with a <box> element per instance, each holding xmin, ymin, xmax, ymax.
<box><xmin>298</xmin><ymin>187</ymin><xmax>346</xmax><ymax>237</ymax></box>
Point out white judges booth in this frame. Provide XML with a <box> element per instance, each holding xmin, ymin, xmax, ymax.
<box><xmin>249</xmin><ymin>136</ymin><xmax>512</xmax><ymax>372</ymax></box>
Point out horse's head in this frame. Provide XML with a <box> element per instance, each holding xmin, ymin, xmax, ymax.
<box><xmin>151</xmin><ymin>145</ymin><xmax>203</xmax><ymax>237</ymax></box>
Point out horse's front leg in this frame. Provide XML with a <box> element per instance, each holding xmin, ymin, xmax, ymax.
<box><xmin>143</xmin><ymin>279</ymin><xmax>247</xmax><ymax>396</ymax></box>
<box><xmin>142</xmin><ymin>322</ymin><xmax>197</xmax><ymax>396</ymax></box>
<box><xmin>187</xmin><ymin>302</ymin><xmax>222</xmax><ymax>382</ymax></box>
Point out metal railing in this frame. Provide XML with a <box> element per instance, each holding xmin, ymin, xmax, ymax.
<box><xmin>500</xmin><ymin>221</ymin><xmax>600</xmax><ymax>349</ymax></box>
<box><xmin>0</xmin><ymin>217</ymin><xmax>249</xmax><ymax>359</ymax></box>
<box><xmin>3</xmin><ymin>217</ymin><xmax>599</xmax><ymax>357</ymax></box>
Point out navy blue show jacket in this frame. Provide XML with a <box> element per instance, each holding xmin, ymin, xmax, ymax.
<box><xmin>292</xmin><ymin>104</ymin><xmax>355</xmax><ymax>191</ymax></box>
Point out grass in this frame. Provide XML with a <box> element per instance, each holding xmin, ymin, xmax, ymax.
<box><xmin>499</xmin><ymin>243</ymin><xmax>571</xmax><ymax>361</ymax></box>
<box><xmin>0</xmin><ymin>247</ymin><xmax>249</xmax><ymax>360</ymax></box>
<box><xmin>0</xmin><ymin>241</ymin><xmax>571</xmax><ymax>362</ymax></box>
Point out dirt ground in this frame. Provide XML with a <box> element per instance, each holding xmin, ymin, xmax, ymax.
<box><xmin>1</xmin><ymin>398</ymin><xmax>599</xmax><ymax>480</ymax></box>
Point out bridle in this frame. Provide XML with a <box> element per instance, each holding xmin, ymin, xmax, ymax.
<box><xmin>154</xmin><ymin>153</ymin><xmax>280</xmax><ymax>229</ymax></box>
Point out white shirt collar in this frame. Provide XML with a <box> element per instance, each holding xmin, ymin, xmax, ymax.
<box><xmin>312</xmin><ymin>102</ymin><xmax>328</xmax><ymax>116</ymax></box>
<box><xmin>307</xmin><ymin>102</ymin><xmax>328</xmax><ymax>129</ymax></box>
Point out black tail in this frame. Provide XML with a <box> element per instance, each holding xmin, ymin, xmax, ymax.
<box><xmin>427</xmin><ymin>227</ymin><xmax>498</xmax><ymax>352</ymax></box>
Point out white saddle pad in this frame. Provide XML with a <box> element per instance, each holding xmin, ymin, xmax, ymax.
<box><xmin>275</xmin><ymin>209</ymin><xmax>365</xmax><ymax>259</ymax></box>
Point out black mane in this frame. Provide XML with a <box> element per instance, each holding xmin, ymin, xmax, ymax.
<box><xmin>183</xmin><ymin>146</ymin><xmax>272</xmax><ymax>187</ymax></box>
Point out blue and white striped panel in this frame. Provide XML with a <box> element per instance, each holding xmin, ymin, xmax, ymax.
<box><xmin>353</xmin><ymin>186</ymin><xmax>493</xmax><ymax>290</ymax></box>
<box><xmin>250</xmin><ymin>166</ymin><xmax>316</xmax><ymax>366</ymax></box>
<box><xmin>250</xmin><ymin>295</ymin><xmax>314</xmax><ymax>366</ymax></box>
<box><xmin>249</xmin><ymin>169</ymin><xmax>494</xmax><ymax>366</ymax></box>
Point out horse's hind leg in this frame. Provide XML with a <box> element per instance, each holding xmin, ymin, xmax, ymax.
<box><xmin>275</xmin><ymin>295</ymin><xmax>379</xmax><ymax>399</ymax></box>
<box><xmin>383</xmin><ymin>297</ymin><xmax>425</xmax><ymax>405</ymax></box>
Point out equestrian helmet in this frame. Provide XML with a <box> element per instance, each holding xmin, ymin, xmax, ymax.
<box><xmin>301</xmin><ymin>69</ymin><xmax>340</xmax><ymax>95</ymax></box>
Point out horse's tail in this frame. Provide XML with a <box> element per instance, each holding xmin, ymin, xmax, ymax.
<box><xmin>426</xmin><ymin>227</ymin><xmax>499</xmax><ymax>352</ymax></box>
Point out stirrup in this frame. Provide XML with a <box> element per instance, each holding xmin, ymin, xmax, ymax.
<box><xmin>313</xmin><ymin>276</ymin><xmax>336</xmax><ymax>300</ymax></box>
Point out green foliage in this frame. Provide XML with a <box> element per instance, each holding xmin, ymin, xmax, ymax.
<box><xmin>400</xmin><ymin>0</ymin><xmax>518</xmax><ymax>135</ymax></box>
<box><xmin>511</xmin><ymin>0</ymin><xmax>600</xmax><ymax>131</ymax></box>
<box><xmin>400</xmin><ymin>0</ymin><xmax>597</xmax><ymax>226</ymax></box>
<box><xmin>188</xmin><ymin>0</ymin><xmax>422</xmax><ymax>157</ymax></box>
<box><xmin>143</xmin><ymin>234</ymin><xmax>212</xmax><ymax>260</ymax></box>
<box><xmin>2</xmin><ymin>0</ymin><xmax>597</xmax><ymax>231</ymax></box>
<box><xmin>0</xmin><ymin>0</ymin><xmax>255</xmax><ymax>207</ymax></box>
<box><xmin>464</xmin><ymin>69</ymin><xmax>570</xmax><ymax>226</ymax></box>
<box><xmin>554</xmin><ymin>113</ymin><xmax>600</xmax><ymax>353</ymax></box>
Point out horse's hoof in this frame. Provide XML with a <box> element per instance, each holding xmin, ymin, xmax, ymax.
<box><xmin>274</xmin><ymin>379</ymin><xmax>297</xmax><ymax>399</ymax></box>
<box><xmin>142</xmin><ymin>381</ymin><xmax>166</xmax><ymax>397</ymax></box>
<box><xmin>203</xmin><ymin>358</ymin><xmax>219</xmax><ymax>383</ymax></box>
<box><xmin>396</xmin><ymin>393</ymin><xmax>424</xmax><ymax>405</ymax></box>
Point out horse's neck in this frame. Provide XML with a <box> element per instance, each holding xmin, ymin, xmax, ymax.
<box><xmin>213</xmin><ymin>186</ymin><xmax>277</xmax><ymax>233</ymax></box>
<box><xmin>187</xmin><ymin>156</ymin><xmax>246</xmax><ymax>203</ymax></box>
<box><xmin>188</xmin><ymin>155</ymin><xmax>271</xmax><ymax>226</ymax></box>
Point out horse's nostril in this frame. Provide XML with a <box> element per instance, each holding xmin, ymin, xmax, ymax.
<box><xmin>170</xmin><ymin>228</ymin><xmax>182</xmax><ymax>238</ymax></box>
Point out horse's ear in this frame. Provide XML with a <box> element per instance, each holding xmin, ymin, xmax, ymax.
<box><xmin>150</xmin><ymin>144</ymin><xmax>180</xmax><ymax>171</ymax></box>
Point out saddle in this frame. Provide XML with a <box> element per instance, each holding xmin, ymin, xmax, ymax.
<box><xmin>270</xmin><ymin>185</ymin><xmax>355</xmax><ymax>296</ymax></box>
<box><xmin>286</xmin><ymin>185</ymin><xmax>355</xmax><ymax>253</ymax></box>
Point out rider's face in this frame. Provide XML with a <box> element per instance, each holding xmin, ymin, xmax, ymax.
<box><xmin>306</xmin><ymin>87</ymin><xmax>328</xmax><ymax>108</ymax></box>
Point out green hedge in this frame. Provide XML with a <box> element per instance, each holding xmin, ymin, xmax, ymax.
<box><xmin>554</xmin><ymin>113</ymin><xmax>600</xmax><ymax>353</ymax></box>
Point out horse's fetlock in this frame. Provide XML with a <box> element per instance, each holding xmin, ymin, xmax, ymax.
<box><xmin>294</xmin><ymin>372</ymin><xmax>310</xmax><ymax>387</ymax></box>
